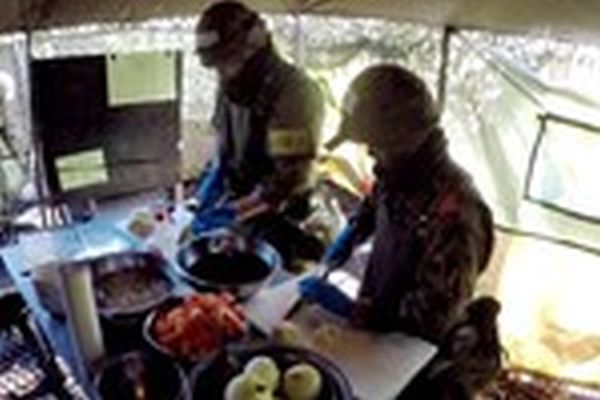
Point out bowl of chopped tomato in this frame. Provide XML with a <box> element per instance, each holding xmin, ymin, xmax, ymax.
<box><xmin>143</xmin><ymin>292</ymin><xmax>248</xmax><ymax>362</ymax></box>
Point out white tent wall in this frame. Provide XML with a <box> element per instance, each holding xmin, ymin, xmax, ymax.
<box><xmin>0</xmin><ymin>35</ymin><xmax>33</xmax><ymax>212</ymax></box>
<box><xmin>444</xmin><ymin>31</ymin><xmax>600</xmax><ymax>386</ymax></box>
<box><xmin>478</xmin><ymin>229</ymin><xmax>600</xmax><ymax>387</ymax></box>
<box><xmin>444</xmin><ymin>31</ymin><xmax>600</xmax><ymax>252</ymax></box>
<box><xmin>23</xmin><ymin>15</ymin><xmax>443</xmax><ymax>181</ymax></box>
<box><xmin>5</xmin><ymin>0</ymin><xmax>600</xmax><ymax>44</ymax></box>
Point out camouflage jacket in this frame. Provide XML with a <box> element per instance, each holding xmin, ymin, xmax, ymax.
<box><xmin>352</xmin><ymin>132</ymin><xmax>494</xmax><ymax>344</ymax></box>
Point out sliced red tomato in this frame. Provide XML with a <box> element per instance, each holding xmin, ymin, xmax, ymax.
<box><xmin>153</xmin><ymin>292</ymin><xmax>247</xmax><ymax>358</ymax></box>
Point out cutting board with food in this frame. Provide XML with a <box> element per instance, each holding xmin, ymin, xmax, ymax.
<box><xmin>271</xmin><ymin>305</ymin><xmax>438</xmax><ymax>400</ymax></box>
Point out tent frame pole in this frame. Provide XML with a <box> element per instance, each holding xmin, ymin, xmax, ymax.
<box><xmin>437</xmin><ymin>26</ymin><xmax>455</xmax><ymax>112</ymax></box>
<box><xmin>20</xmin><ymin>0</ymin><xmax>52</xmax><ymax>228</ymax></box>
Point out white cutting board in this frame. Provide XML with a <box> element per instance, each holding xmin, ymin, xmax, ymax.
<box><xmin>244</xmin><ymin>267</ymin><xmax>359</xmax><ymax>335</ymax></box>
<box><xmin>292</xmin><ymin>305</ymin><xmax>437</xmax><ymax>400</ymax></box>
<box><xmin>245</xmin><ymin>279</ymin><xmax>438</xmax><ymax>399</ymax></box>
<box><xmin>244</xmin><ymin>271</ymin><xmax>310</xmax><ymax>334</ymax></box>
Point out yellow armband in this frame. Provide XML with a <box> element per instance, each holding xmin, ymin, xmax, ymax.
<box><xmin>268</xmin><ymin>128</ymin><xmax>315</xmax><ymax>157</ymax></box>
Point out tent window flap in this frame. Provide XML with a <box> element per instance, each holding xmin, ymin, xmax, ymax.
<box><xmin>526</xmin><ymin>113</ymin><xmax>600</xmax><ymax>224</ymax></box>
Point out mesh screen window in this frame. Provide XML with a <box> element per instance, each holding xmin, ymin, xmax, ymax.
<box><xmin>528</xmin><ymin>115</ymin><xmax>600</xmax><ymax>222</ymax></box>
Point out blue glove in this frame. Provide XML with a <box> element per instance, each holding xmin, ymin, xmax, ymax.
<box><xmin>299</xmin><ymin>277</ymin><xmax>353</xmax><ymax>317</ymax></box>
<box><xmin>322</xmin><ymin>224</ymin><xmax>356</xmax><ymax>268</ymax></box>
<box><xmin>191</xmin><ymin>206</ymin><xmax>236</xmax><ymax>234</ymax></box>
<box><xmin>195</xmin><ymin>162</ymin><xmax>226</xmax><ymax>212</ymax></box>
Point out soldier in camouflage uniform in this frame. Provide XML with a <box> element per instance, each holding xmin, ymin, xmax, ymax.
<box><xmin>192</xmin><ymin>1</ymin><xmax>325</xmax><ymax>264</ymax></box>
<box><xmin>300</xmin><ymin>64</ymin><xmax>501</xmax><ymax>398</ymax></box>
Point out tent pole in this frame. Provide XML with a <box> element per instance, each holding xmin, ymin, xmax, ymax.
<box><xmin>21</xmin><ymin>0</ymin><xmax>51</xmax><ymax>228</ymax></box>
<box><xmin>26</xmin><ymin>39</ymin><xmax>50</xmax><ymax>228</ymax></box>
<box><xmin>292</xmin><ymin>11</ymin><xmax>306</xmax><ymax>66</ymax></box>
<box><xmin>437</xmin><ymin>26</ymin><xmax>455</xmax><ymax>112</ymax></box>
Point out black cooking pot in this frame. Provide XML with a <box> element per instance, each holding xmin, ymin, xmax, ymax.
<box><xmin>95</xmin><ymin>351</ymin><xmax>191</xmax><ymax>400</ymax></box>
<box><xmin>191</xmin><ymin>344</ymin><xmax>354</xmax><ymax>400</ymax></box>
<box><xmin>175</xmin><ymin>229</ymin><xmax>281</xmax><ymax>299</ymax></box>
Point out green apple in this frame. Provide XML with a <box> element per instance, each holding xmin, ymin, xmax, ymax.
<box><xmin>283</xmin><ymin>363</ymin><xmax>323</xmax><ymax>400</ymax></box>
<box><xmin>244</xmin><ymin>356</ymin><xmax>280</xmax><ymax>391</ymax></box>
<box><xmin>224</xmin><ymin>373</ymin><xmax>274</xmax><ymax>400</ymax></box>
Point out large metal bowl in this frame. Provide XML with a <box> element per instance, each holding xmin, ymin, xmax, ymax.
<box><xmin>191</xmin><ymin>344</ymin><xmax>354</xmax><ymax>400</ymax></box>
<box><xmin>175</xmin><ymin>229</ymin><xmax>281</xmax><ymax>300</ymax></box>
<box><xmin>33</xmin><ymin>250</ymin><xmax>174</xmax><ymax>319</ymax></box>
<box><xmin>92</xmin><ymin>251</ymin><xmax>175</xmax><ymax>319</ymax></box>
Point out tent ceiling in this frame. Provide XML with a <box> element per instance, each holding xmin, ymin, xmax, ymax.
<box><xmin>3</xmin><ymin>0</ymin><xmax>600</xmax><ymax>43</ymax></box>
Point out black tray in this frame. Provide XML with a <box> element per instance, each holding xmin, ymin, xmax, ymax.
<box><xmin>0</xmin><ymin>290</ymin><xmax>88</xmax><ymax>400</ymax></box>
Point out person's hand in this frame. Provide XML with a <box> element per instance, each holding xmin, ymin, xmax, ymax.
<box><xmin>231</xmin><ymin>189</ymin><xmax>271</xmax><ymax>222</ymax></box>
<box><xmin>191</xmin><ymin>205</ymin><xmax>236</xmax><ymax>234</ymax></box>
<box><xmin>298</xmin><ymin>276</ymin><xmax>353</xmax><ymax>317</ymax></box>
<box><xmin>322</xmin><ymin>224</ymin><xmax>356</xmax><ymax>268</ymax></box>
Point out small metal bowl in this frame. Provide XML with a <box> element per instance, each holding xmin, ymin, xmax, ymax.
<box><xmin>175</xmin><ymin>229</ymin><xmax>281</xmax><ymax>300</ymax></box>
<box><xmin>142</xmin><ymin>295</ymin><xmax>248</xmax><ymax>365</ymax></box>
<box><xmin>95</xmin><ymin>351</ymin><xmax>191</xmax><ymax>400</ymax></box>
<box><xmin>191</xmin><ymin>344</ymin><xmax>354</xmax><ymax>400</ymax></box>
<box><xmin>142</xmin><ymin>297</ymin><xmax>195</xmax><ymax>362</ymax></box>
